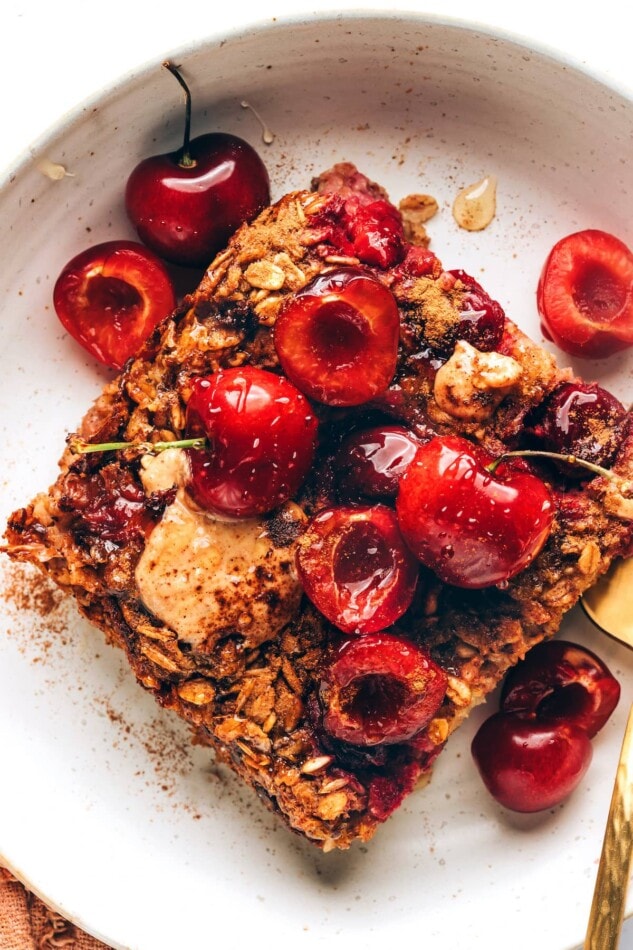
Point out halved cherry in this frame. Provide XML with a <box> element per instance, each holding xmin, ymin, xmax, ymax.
<box><xmin>396</xmin><ymin>436</ymin><xmax>554</xmax><ymax>589</ymax></box>
<box><xmin>185</xmin><ymin>366</ymin><xmax>318</xmax><ymax>517</ymax></box>
<box><xmin>53</xmin><ymin>240</ymin><xmax>176</xmax><ymax>369</ymax></box>
<box><xmin>471</xmin><ymin>712</ymin><xmax>592</xmax><ymax>813</ymax></box>
<box><xmin>296</xmin><ymin>504</ymin><xmax>419</xmax><ymax>634</ymax></box>
<box><xmin>274</xmin><ymin>266</ymin><xmax>400</xmax><ymax>406</ymax></box>
<box><xmin>537</xmin><ymin>229</ymin><xmax>633</xmax><ymax>358</ymax></box>
<box><xmin>320</xmin><ymin>632</ymin><xmax>448</xmax><ymax>746</ymax></box>
<box><xmin>334</xmin><ymin>425</ymin><xmax>422</xmax><ymax>500</ymax></box>
<box><xmin>500</xmin><ymin>639</ymin><xmax>620</xmax><ymax>738</ymax></box>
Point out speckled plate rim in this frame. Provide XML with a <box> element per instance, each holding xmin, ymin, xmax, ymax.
<box><xmin>1</xmin><ymin>6</ymin><xmax>631</xmax><ymax>192</ymax></box>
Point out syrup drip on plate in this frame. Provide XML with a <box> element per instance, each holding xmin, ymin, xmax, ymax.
<box><xmin>240</xmin><ymin>100</ymin><xmax>275</xmax><ymax>145</ymax></box>
<box><xmin>453</xmin><ymin>175</ymin><xmax>497</xmax><ymax>231</ymax></box>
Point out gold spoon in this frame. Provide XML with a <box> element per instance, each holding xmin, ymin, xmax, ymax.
<box><xmin>581</xmin><ymin>558</ymin><xmax>633</xmax><ymax>650</ymax></box>
<box><xmin>585</xmin><ymin>702</ymin><xmax>633</xmax><ymax>949</ymax></box>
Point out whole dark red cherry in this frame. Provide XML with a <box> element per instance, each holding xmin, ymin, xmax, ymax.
<box><xmin>334</xmin><ymin>425</ymin><xmax>422</xmax><ymax>499</ymax></box>
<box><xmin>185</xmin><ymin>367</ymin><xmax>318</xmax><ymax>517</ymax></box>
<box><xmin>471</xmin><ymin>712</ymin><xmax>592</xmax><ymax>812</ymax></box>
<box><xmin>320</xmin><ymin>632</ymin><xmax>448</xmax><ymax>746</ymax></box>
<box><xmin>501</xmin><ymin>639</ymin><xmax>620</xmax><ymax>738</ymax></box>
<box><xmin>274</xmin><ymin>266</ymin><xmax>400</xmax><ymax>406</ymax></box>
<box><xmin>529</xmin><ymin>381</ymin><xmax>627</xmax><ymax>469</ymax></box>
<box><xmin>296</xmin><ymin>504</ymin><xmax>419</xmax><ymax>634</ymax></box>
<box><xmin>125</xmin><ymin>63</ymin><xmax>270</xmax><ymax>268</ymax></box>
<box><xmin>396</xmin><ymin>435</ymin><xmax>554</xmax><ymax>589</ymax></box>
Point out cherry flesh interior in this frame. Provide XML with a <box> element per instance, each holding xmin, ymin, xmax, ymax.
<box><xmin>296</xmin><ymin>504</ymin><xmax>419</xmax><ymax>634</ymax></box>
<box><xmin>537</xmin><ymin>228</ymin><xmax>633</xmax><ymax>358</ymax></box>
<box><xmin>274</xmin><ymin>266</ymin><xmax>400</xmax><ymax>406</ymax></box>
<box><xmin>53</xmin><ymin>240</ymin><xmax>176</xmax><ymax>369</ymax></box>
<box><xmin>320</xmin><ymin>632</ymin><xmax>448</xmax><ymax>746</ymax></box>
<box><xmin>500</xmin><ymin>639</ymin><xmax>620</xmax><ymax>738</ymax></box>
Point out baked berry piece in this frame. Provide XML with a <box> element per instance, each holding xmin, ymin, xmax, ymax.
<box><xmin>5</xmin><ymin>163</ymin><xmax>633</xmax><ymax>850</ymax></box>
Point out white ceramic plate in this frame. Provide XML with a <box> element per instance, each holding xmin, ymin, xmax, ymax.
<box><xmin>1</xmin><ymin>14</ymin><xmax>632</xmax><ymax>950</ymax></box>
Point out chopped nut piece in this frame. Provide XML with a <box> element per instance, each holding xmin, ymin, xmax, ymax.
<box><xmin>433</xmin><ymin>340</ymin><xmax>522</xmax><ymax>422</ymax></box>
<box><xmin>399</xmin><ymin>193</ymin><xmax>439</xmax><ymax>246</ymax></box>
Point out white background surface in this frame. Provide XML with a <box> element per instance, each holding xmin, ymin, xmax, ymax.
<box><xmin>1</xmin><ymin>1</ymin><xmax>632</xmax><ymax>948</ymax></box>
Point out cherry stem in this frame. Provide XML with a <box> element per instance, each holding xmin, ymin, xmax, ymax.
<box><xmin>487</xmin><ymin>449</ymin><xmax>615</xmax><ymax>481</ymax></box>
<box><xmin>69</xmin><ymin>436</ymin><xmax>207</xmax><ymax>455</ymax></box>
<box><xmin>163</xmin><ymin>61</ymin><xmax>195</xmax><ymax>168</ymax></box>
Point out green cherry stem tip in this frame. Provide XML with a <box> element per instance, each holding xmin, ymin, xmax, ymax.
<box><xmin>487</xmin><ymin>449</ymin><xmax>615</xmax><ymax>481</ymax></box>
<box><xmin>68</xmin><ymin>436</ymin><xmax>207</xmax><ymax>455</ymax></box>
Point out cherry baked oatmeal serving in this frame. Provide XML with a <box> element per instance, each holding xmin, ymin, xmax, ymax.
<box><xmin>4</xmin><ymin>162</ymin><xmax>633</xmax><ymax>850</ymax></box>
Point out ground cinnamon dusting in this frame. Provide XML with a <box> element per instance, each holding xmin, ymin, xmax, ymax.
<box><xmin>1</xmin><ymin>563</ymin><xmax>69</xmax><ymax>660</ymax></box>
<box><xmin>402</xmin><ymin>275</ymin><xmax>464</xmax><ymax>349</ymax></box>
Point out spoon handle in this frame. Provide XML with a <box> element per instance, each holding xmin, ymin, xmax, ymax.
<box><xmin>585</xmin><ymin>703</ymin><xmax>633</xmax><ymax>949</ymax></box>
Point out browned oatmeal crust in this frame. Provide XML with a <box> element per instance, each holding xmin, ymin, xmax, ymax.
<box><xmin>4</xmin><ymin>177</ymin><xmax>633</xmax><ymax>850</ymax></box>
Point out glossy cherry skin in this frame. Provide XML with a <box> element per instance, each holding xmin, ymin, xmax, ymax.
<box><xmin>347</xmin><ymin>199</ymin><xmax>405</xmax><ymax>269</ymax></box>
<box><xmin>446</xmin><ymin>269</ymin><xmax>506</xmax><ymax>353</ymax></box>
<box><xmin>296</xmin><ymin>505</ymin><xmax>419</xmax><ymax>634</ymax></box>
<box><xmin>471</xmin><ymin>712</ymin><xmax>592</xmax><ymax>812</ymax></box>
<box><xmin>396</xmin><ymin>436</ymin><xmax>554</xmax><ymax>589</ymax></box>
<box><xmin>320</xmin><ymin>632</ymin><xmax>448</xmax><ymax>746</ymax></box>
<box><xmin>501</xmin><ymin>639</ymin><xmax>620</xmax><ymax>738</ymax></box>
<box><xmin>126</xmin><ymin>132</ymin><xmax>270</xmax><ymax>268</ymax></box>
<box><xmin>185</xmin><ymin>367</ymin><xmax>318</xmax><ymax>517</ymax></box>
<box><xmin>274</xmin><ymin>266</ymin><xmax>400</xmax><ymax>406</ymax></box>
<box><xmin>529</xmin><ymin>381</ymin><xmax>627</xmax><ymax>470</ymax></box>
<box><xmin>537</xmin><ymin>229</ymin><xmax>633</xmax><ymax>358</ymax></box>
<box><xmin>53</xmin><ymin>240</ymin><xmax>176</xmax><ymax>369</ymax></box>
<box><xmin>334</xmin><ymin>425</ymin><xmax>422</xmax><ymax>500</ymax></box>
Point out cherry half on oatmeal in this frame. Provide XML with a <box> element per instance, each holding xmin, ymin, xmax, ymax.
<box><xmin>320</xmin><ymin>632</ymin><xmax>448</xmax><ymax>746</ymax></box>
<box><xmin>53</xmin><ymin>240</ymin><xmax>176</xmax><ymax>369</ymax></box>
<box><xmin>274</xmin><ymin>266</ymin><xmax>400</xmax><ymax>406</ymax></box>
<box><xmin>296</xmin><ymin>505</ymin><xmax>419</xmax><ymax>634</ymax></box>
<box><xmin>537</xmin><ymin>228</ymin><xmax>633</xmax><ymax>358</ymax></box>
<box><xmin>396</xmin><ymin>435</ymin><xmax>554</xmax><ymax>589</ymax></box>
<box><xmin>185</xmin><ymin>366</ymin><xmax>318</xmax><ymax>517</ymax></box>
